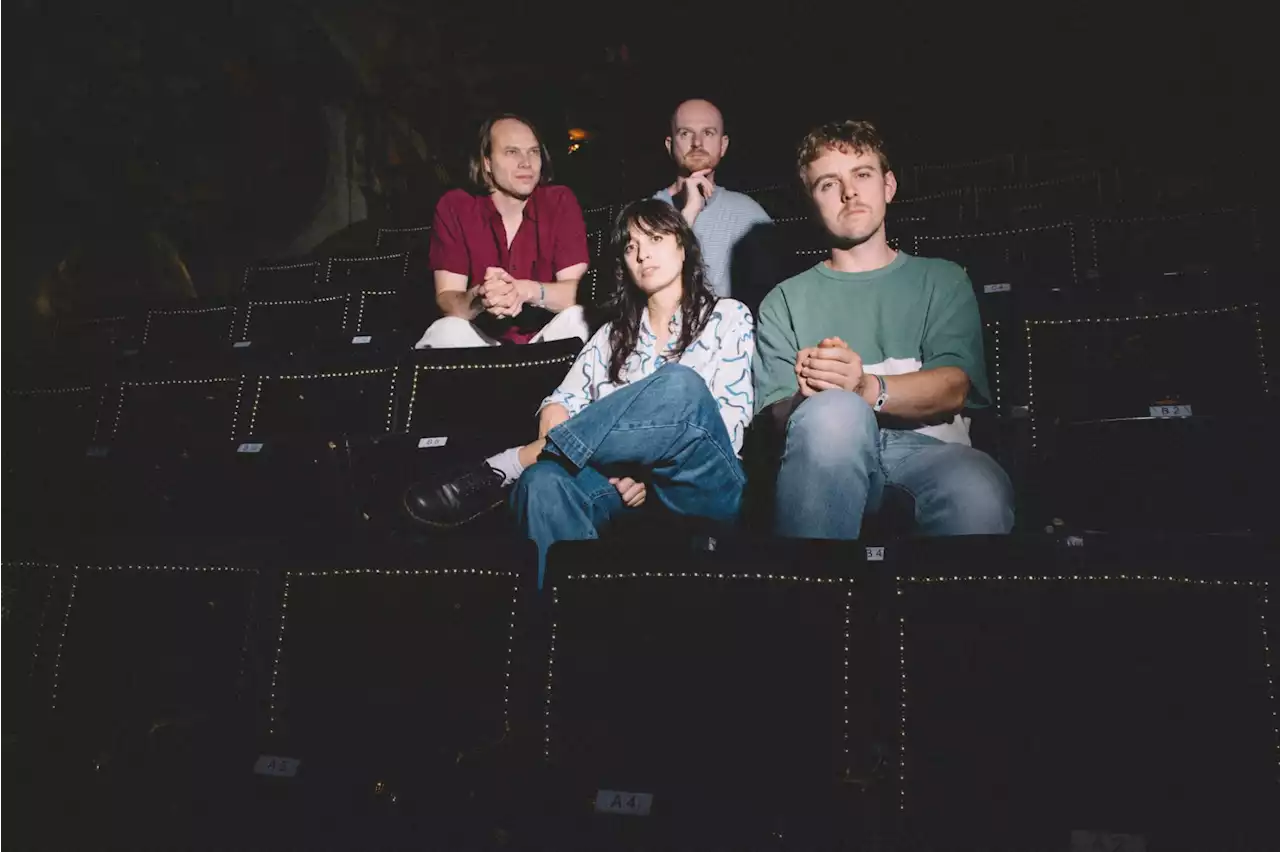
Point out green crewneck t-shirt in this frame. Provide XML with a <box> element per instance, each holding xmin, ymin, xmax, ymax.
<box><xmin>752</xmin><ymin>252</ymin><xmax>988</xmax><ymax>445</ymax></box>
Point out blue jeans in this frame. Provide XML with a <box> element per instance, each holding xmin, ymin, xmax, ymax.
<box><xmin>775</xmin><ymin>389</ymin><xmax>1014</xmax><ymax>538</ymax></box>
<box><xmin>512</xmin><ymin>364</ymin><xmax>746</xmax><ymax>586</ymax></box>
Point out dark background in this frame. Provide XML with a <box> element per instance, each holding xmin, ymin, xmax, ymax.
<box><xmin>5</xmin><ymin>0</ymin><xmax>1274</xmax><ymax>351</ymax></box>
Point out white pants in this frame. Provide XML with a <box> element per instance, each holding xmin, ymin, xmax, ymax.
<box><xmin>414</xmin><ymin>305</ymin><xmax>589</xmax><ymax>349</ymax></box>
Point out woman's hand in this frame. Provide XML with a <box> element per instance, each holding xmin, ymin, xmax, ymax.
<box><xmin>609</xmin><ymin>476</ymin><xmax>647</xmax><ymax>508</ymax></box>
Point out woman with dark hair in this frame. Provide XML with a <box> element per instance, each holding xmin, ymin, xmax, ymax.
<box><xmin>408</xmin><ymin>198</ymin><xmax>755</xmax><ymax>581</ymax></box>
<box><xmin>507</xmin><ymin>198</ymin><xmax>756</xmax><ymax>584</ymax></box>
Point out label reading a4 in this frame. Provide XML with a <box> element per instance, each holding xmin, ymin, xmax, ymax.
<box><xmin>253</xmin><ymin>755</ymin><xmax>300</xmax><ymax>778</ymax></box>
<box><xmin>594</xmin><ymin>789</ymin><xmax>653</xmax><ymax>816</ymax></box>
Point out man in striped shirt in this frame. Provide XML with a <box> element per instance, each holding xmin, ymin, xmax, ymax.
<box><xmin>652</xmin><ymin>99</ymin><xmax>778</xmax><ymax>310</ymax></box>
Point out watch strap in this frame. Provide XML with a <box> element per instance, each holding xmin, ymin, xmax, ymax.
<box><xmin>871</xmin><ymin>373</ymin><xmax>889</xmax><ymax>412</ymax></box>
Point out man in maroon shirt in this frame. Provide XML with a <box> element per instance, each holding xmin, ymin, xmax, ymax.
<box><xmin>414</xmin><ymin>113</ymin><xmax>590</xmax><ymax>348</ymax></box>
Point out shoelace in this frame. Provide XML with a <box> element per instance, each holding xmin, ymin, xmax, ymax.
<box><xmin>455</xmin><ymin>466</ymin><xmax>503</xmax><ymax>497</ymax></box>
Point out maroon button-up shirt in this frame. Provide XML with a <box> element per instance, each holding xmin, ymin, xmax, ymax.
<box><xmin>429</xmin><ymin>184</ymin><xmax>589</xmax><ymax>344</ymax></box>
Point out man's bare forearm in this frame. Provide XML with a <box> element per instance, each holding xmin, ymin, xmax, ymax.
<box><xmin>523</xmin><ymin>279</ymin><xmax>579</xmax><ymax>313</ymax></box>
<box><xmin>437</xmin><ymin>288</ymin><xmax>482</xmax><ymax>320</ymax></box>
<box><xmin>857</xmin><ymin>367</ymin><xmax>969</xmax><ymax>421</ymax></box>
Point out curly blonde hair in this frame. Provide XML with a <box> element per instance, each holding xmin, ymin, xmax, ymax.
<box><xmin>795</xmin><ymin>120</ymin><xmax>892</xmax><ymax>187</ymax></box>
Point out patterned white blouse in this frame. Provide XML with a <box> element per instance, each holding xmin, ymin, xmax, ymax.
<box><xmin>539</xmin><ymin>299</ymin><xmax>756</xmax><ymax>455</ymax></box>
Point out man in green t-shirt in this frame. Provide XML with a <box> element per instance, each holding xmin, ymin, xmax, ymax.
<box><xmin>752</xmin><ymin>120</ymin><xmax>1013</xmax><ymax>538</ymax></box>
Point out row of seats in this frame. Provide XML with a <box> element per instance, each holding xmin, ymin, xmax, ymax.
<box><xmin>20</xmin><ymin>302</ymin><xmax>1269</xmax><ymax>441</ymax></box>
<box><xmin>5</xmin><ymin>534</ymin><xmax>1275</xmax><ymax>850</ymax></box>
<box><xmin>9</xmin><ymin>301</ymin><xmax>1274</xmax><ymax>536</ymax></box>
<box><xmin>47</xmin><ymin>204</ymin><xmax>1266</xmax><ymax>366</ymax></box>
<box><xmin>50</xmin><ymin>251</ymin><xmax>432</xmax><ymax>360</ymax></box>
<box><xmin>4</xmin><ymin>340</ymin><xmax>582</xmax><ymax>537</ymax></box>
<box><xmin>904</xmin><ymin>147</ymin><xmax>1104</xmax><ymax>195</ymax></box>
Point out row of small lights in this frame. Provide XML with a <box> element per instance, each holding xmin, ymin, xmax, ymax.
<box><xmin>264</xmin><ymin>568</ymin><xmax>520</xmax><ymax>737</ymax></box>
<box><xmin>1262</xmin><ymin>589</ymin><xmax>1278</xmax><ymax>776</ymax></box>
<box><xmin>322</xmin><ymin>253</ymin><xmax>411</xmax><ymax>334</ymax></box>
<box><xmin>239</xmin><ymin>295</ymin><xmax>347</xmax><ymax>344</ymax></box>
<box><xmin>404</xmin><ymin>355</ymin><xmax>575</xmax><ymax>429</ymax></box>
<box><xmin>6</xmin><ymin>386</ymin><xmax>102</xmax><ymax>445</ymax></box>
<box><xmin>141</xmin><ymin>305</ymin><xmax>237</xmax><ymax>348</ymax></box>
<box><xmin>268</xmin><ymin>574</ymin><xmax>290</xmax><ymax>734</ymax></box>
<box><xmin>545</xmin><ymin>588</ymin><xmax>558</xmax><ymax>761</ymax></box>
<box><xmin>49</xmin><ymin>564</ymin><xmax>253</xmax><ymax>711</ymax></box>
<box><xmin>899</xmin><ymin>611</ymin><xmax>908</xmax><ymax>812</ymax></box>
<box><xmin>5</xmin><ymin>562</ymin><xmax>59</xmax><ymax>683</ymax></box>
<box><xmin>375</xmin><ymin>225</ymin><xmax>431</xmax><ymax>249</ymax></box>
<box><xmin>19</xmin><ymin>304</ymin><xmax>1268</xmax><ymax>449</ymax></box>
<box><xmin>246</xmin><ymin>368</ymin><xmax>397</xmax><ymax>436</ymax></box>
<box><xmin>8</xmin><ymin>385</ymin><xmax>93</xmax><ymax>396</ymax></box>
<box><xmin>987</xmin><ymin>322</ymin><xmax>1002</xmax><ymax>410</ymax></box>
<box><xmin>243</xmin><ymin>260</ymin><xmax>320</xmax><ymax>292</ymax></box>
<box><xmin>109</xmin><ymin>280</ymin><xmax>414</xmax><ymax>350</ymax></box>
<box><xmin>49</xmin><ymin>569</ymin><xmax>79</xmax><ymax>710</ymax></box>
<box><xmin>110</xmin><ymin>377</ymin><xmax>238</xmax><ymax>438</ymax></box>
<box><xmin>843</xmin><ymin>591</ymin><xmax>851</xmax><ymax>766</ymax></box>
<box><xmin>18</xmin><ymin>352</ymin><xmax>578</xmax><ymax>445</ymax></box>
<box><xmin>288</xmin><ymin>568</ymin><xmax>517</xmax><ymax>578</ymax></box>
<box><xmin>914</xmin><ymin>221</ymin><xmax>1074</xmax><ymax>241</ymax></box>
<box><xmin>1085</xmin><ymin>210</ymin><xmax>1256</xmax><ymax>279</ymax></box>
<box><xmin>30</xmin><ymin>561</ymin><xmax>1274</xmax><ymax>788</ymax></box>
<box><xmin>353</xmin><ymin>290</ymin><xmax>397</xmax><ymax>335</ymax></box>
<box><xmin>505</xmin><ymin>582</ymin><xmax>519</xmax><ymax>733</ymax></box>
<box><xmin>974</xmin><ymin>170</ymin><xmax>1100</xmax><ymax>195</ymax></box>
<box><xmin>564</xmin><ymin>571</ymin><xmax>856</xmax><ymax>583</ymax></box>
<box><xmin>1254</xmin><ymin>312</ymin><xmax>1270</xmax><ymax>396</ymax></box>
<box><xmin>1025</xmin><ymin>303</ymin><xmax>1257</xmax><ymax>326</ymax></box>
<box><xmin>918</xmin><ymin>153</ymin><xmax>1013</xmax><ymax>172</ymax></box>
<box><xmin>74</xmin><ymin>251</ymin><xmax>413</xmax><ymax>346</ymax></box>
<box><xmin>895</xmin><ymin>575</ymin><xmax>1277</xmax><ymax>811</ymax></box>
<box><xmin>1022</xmin><ymin>304</ymin><xmax>1266</xmax><ymax>447</ymax></box>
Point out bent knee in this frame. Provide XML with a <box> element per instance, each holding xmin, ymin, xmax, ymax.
<box><xmin>654</xmin><ymin>363</ymin><xmax>710</xmax><ymax>400</ymax></box>
<box><xmin>787</xmin><ymin>390</ymin><xmax>878</xmax><ymax>447</ymax></box>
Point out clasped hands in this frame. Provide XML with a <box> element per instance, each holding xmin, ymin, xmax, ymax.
<box><xmin>610</xmin><ymin>337</ymin><xmax>871</xmax><ymax>508</ymax></box>
<box><xmin>475</xmin><ymin>267</ymin><xmax>537</xmax><ymax>318</ymax></box>
<box><xmin>796</xmin><ymin>337</ymin><xmax>876</xmax><ymax>400</ymax></box>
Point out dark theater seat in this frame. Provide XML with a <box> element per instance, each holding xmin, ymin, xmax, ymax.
<box><xmin>250</xmin><ymin>538</ymin><xmax>536</xmax><ymax>848</ymax></box>
<box><xmin>892</xmin><ymin>535</ymin><xmax>1276</xmax><ymax>852</ymax></box>
<box><xmin>537</xmin><ymin>537</ymin><xmax>885</xmax><ymax>849</ymax></box>
<box><xmin>349</xmin><ymin>339</ymin><xmax>580</xmax><ymax>529</ymax></box>
<box><xmin>29</xmin><ymin>561</ymin><xmax>259</xmax><ymax>850</ymax></box>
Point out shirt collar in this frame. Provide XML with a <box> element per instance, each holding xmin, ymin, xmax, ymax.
<box><xmin>483</xmin><ymin>185</ymin><xmax>541</xmax><ymax>222</ymax></box>
<box><xmin>640</xmin><ymin>308</ymin><xmax>683</xmax><ymax>343</ymax></box>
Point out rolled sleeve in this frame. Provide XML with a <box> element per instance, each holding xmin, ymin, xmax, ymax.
<box><xmin>428</xmin><ymin>192</ymin><xmax>470</xmax><ymax>278</ymax></box>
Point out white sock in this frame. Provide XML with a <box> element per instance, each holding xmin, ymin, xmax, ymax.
<box><xmin>484</xmin><ymin>446</ymin><xmax>525</xmax><ymax>486</ymax></box>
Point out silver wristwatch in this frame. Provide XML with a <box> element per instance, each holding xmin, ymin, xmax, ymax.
<box><xmin>871</xmin><ymin>374</ymin><xmax>889</xmax><ymax>412</ymax></box>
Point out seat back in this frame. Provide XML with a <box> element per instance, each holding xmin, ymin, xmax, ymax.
<box><xmin>540</xmin><ymin>538</ymin><xmax>881</xmax><ymax>847</ymax></box>
<box><xmin>894</xmin><ymin>536</ymin><xmax>1276</xmax><ymax>849</ymax></box>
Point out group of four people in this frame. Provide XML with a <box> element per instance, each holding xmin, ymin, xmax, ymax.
<box><xmin>405</xmin><ymin>99</ymin><xmax>1015</xmax><ymax>582</ymax></box>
